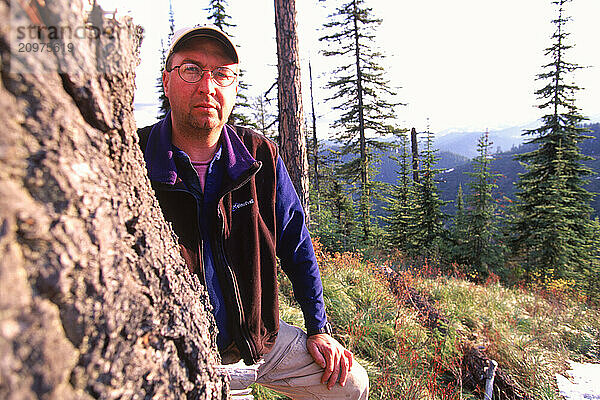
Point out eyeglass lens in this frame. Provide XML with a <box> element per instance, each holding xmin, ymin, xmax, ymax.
<box><xmin>177</xmin><ymin>63</ymin><xmax>236</xmax><ymax>86</ymax></box>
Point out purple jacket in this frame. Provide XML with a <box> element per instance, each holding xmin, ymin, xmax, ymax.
<box><xmin>138</xmin><ymin>115</ymin><xmax>327</xmax><ymax>364</ymax></box>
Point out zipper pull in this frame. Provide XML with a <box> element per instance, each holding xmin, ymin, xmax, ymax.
<box><xmin>198</xmin><ymin>239</ymin><xmax>207</xmax><ymax>286</ymax></box>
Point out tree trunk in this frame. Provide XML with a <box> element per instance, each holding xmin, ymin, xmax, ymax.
<box><xmin>352</xmin><ymin>0</ymin><xmax>370</xmax><ymax>241</ymax></box>
<box><xmin>274</xmin><ymin>0</ymin><xmax>310</xmax><ymax>222</ymax></box>
<box><xmin>308</xmin><ymin>60</ymin><xmax>320</xmax><ymax>222</ymax></box>
<box><xmin>0</xmin><ymin>1</ymin><xmax>226</xmax><ymax>398</ymax></box>
<box><xmin>411</xmin><ymin>127</ymin><xmax>420</xmax><ymax>183</ymax></box>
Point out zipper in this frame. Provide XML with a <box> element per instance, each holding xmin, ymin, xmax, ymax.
<box><xmin>217</xmin><ymin>206</ymin><xmax>259</xmax><ymax>363</ymax></box>
<box><xmin>198</xmin><ymin>238</ymin><xmax>206</xmax><ymax>286</ymax></box>
<box><xmin>215</xmin><ymin>162</ymin><xmax>262</xmax><ymax>363</ymax></box>
<box><xmin>185</xmin><ymin>158</ymin><xmax>208</xmax><ymax>287</ymax></box>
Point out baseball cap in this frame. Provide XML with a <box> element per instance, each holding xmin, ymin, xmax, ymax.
<box><xmin>166</xmin><ymin>25</ymin><xmax>239</xmax><ymax>67</ymax></box>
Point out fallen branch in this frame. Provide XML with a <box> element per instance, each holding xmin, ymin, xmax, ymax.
<box><xmin>378</xmin><ymin>266</ymin><xmax>530</xmax><ymax>400</ymax></box>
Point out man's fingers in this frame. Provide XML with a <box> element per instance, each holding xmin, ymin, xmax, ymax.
<box><xmin>327</xmin><ymin>353</ymin><xmax>342</xmax><ymax>390</ymax></box>
<box><xmin>307</xmin><ymin>340</ymin><xmax>326</xmax><ymax>369</ymax></box>
<box><xmin>321</xmin><ymin>365</ymin><xmax>333</xmax><ymax>385</ymax></box>
<box><xmin>307</xmin><ymin>334</ymin><xmax>355</xmax><ymax>389</ymax></box>
<box><xmin>320</xmin><ymin>346</ymin><xmax>334</xmax><ymax>384</ymax></box>
<box><xmin>345</xmin><ymin>349</ymin><xmax>354</xmax><ymax>370</ymax></box>
<box><xmin>338</xmin><ymin>354</ymin><xmax>349</xmax><ymax>387</ymax></box>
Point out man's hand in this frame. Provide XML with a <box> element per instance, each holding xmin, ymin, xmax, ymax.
<box><xmin>306</xmin><ymin>333</ymin><xmax>354</xmax><ymax>390</ymax></box>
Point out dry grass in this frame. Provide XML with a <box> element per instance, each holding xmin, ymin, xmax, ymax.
<box><xmin>252</xmin><ymin>241</ymin><xmax>600</xmax><ymax>399</ymax></box>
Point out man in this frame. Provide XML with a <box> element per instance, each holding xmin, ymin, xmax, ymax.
<box><xmin>138</xmin><ymin>26</ymin><xmax>369</xmax><ymax>399</ymax></box>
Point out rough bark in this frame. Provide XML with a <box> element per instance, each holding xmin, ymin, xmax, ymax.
<box><xmin>0</xmin><ymin>1</ymin><xmax>227</xmax><ymax>399</ymax></box>
<box><xmin>274</xmin><ymin>0</ymin><xmax>310</xmax><ymax>222</ymax></box>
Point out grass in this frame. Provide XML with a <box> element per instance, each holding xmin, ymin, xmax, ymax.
<box><xmin>415</xmin><ymin>273</ymin><xmax>600</xmax><ymax>396</ymax></box>
<box><xmin>251</xmin><ymin>240</ymin><xmax>600</xmax><ymax>399</ymax></box>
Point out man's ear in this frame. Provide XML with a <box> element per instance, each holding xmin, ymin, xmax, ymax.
<box><xmin>162</xmin><ymin>69</ymin><xmax>170</xmax><ymax>96</ymax></box>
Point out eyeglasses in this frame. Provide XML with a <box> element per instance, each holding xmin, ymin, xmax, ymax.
<box><xmin>167</xmin><ymin>63</ymin><xmax>238</xmax><ymax>87</ymax></box>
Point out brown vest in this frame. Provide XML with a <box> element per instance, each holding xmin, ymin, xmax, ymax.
<box><xmin>139</xmin><ymin>125</ymin><xmax>280</xmax><ymax>364</ymax></box>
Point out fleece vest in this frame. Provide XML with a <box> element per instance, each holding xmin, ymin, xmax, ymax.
<box><xmin>139</xmin><ymin>124</ymin><xmax>280</xmax><ymax>364</ymax></box>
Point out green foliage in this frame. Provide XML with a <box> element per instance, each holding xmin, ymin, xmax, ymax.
<box><xmin>579</xmin><ymin>218</ymin><xmax>600</xmax><ymax>304</ymax></box>
<box><xmin>383</xmin><ymin>130</ymin><xmax>418</xmax><ymax>252</ymax></box>
<box><xmin>409</xmin><ymin>131</ymin><xmax>447</xmax><ymax>260</ymax></box>
<box><xmin>382</xmin><ymin>130</ymin><xmax>451</xmax><ymax>263</ymax></box>
<box><xmin>511</xmin><ymin>0</ymin><xmax>598</xmax><ymax>284</ymax></box>
<box><xmin>156</xmin><ymin>1</ymin><xmax>175</xmax><ymax>120</ymax></box>
<box><xmin>319</xmin><ymin>0</ymin><xmax>403</xmax><ymax>242</ymax></box>
<box><xmin>251</xmin><ymin>385</ymin><xmax>289</xmax><ymax>400</ymax></box>
<box><xmin>205</xmin><ymin>0</ymin><xmax>234</xmax><ymax>32</ymax></box>
<box><xmin>310</xmin><ymin>146</ymin><xmax>363</xmax><ymax>253</ymax></box>
<box><xmin>228</xmin><ymin>71</ymin><xmax>255</xmax><ymax>128</ymax></box>
<box><xmin>271</xmin><ymin>247</ymin><xmax>461</xmax><ymax>399</ymax></box>
<box><xmin>323</xmin><ymin>176</ymin><xmax>359</xmax><ymax>252</ymax></box>
<box><xmin>449</xmin><ymin>184</ymin><xmax>470</xmax><ymax>265</ymax></box>
<box><xmin>452</xmin><ymin>131</ymin><xmax>506</xmax><ymax>277</ymax></box>
<box><xmin>414</xmin><ymin>269</ymin><xmax>600</xmax><ymax>398</ymax></box>
<box><xmin>436</xmin><ymin>123</ymin><xmax>600</xmax><ymax>220</ymax></box>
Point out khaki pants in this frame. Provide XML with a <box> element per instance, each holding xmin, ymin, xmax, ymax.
<box><xmin>220</xmin><ymin>320</ymin><xmax>369</xmax><ymax>400</ymax></box>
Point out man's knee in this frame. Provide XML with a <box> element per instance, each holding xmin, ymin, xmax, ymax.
<box><xmin>344</xmin><ymin>361</ymin><xmax>369</xmax><ymax>399</ymax></box>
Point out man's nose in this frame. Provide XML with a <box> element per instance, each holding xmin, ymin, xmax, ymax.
<box><xmin>196</xmin><ymin>71</ymin><xmax>216</xmax><ymax>94</ymax></box>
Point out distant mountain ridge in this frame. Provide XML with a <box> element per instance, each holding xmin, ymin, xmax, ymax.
<box><xmin>436</xmin><ymin>122</ymin><xmax>600</xmax><ymax>217</ymax></box>
<box><xmin>433</xmin><ymin>121</ymin><xmax>539</xmax><ymax>159</ymax></box>
<box><xmin>432</xmin><ymin>116</ymin><xmax>600</xmax><ymax>159</ymax></box>
<box><xmin>318</xmin><ymin>140</ymin><xmax>470</xmax><ymax>184</ymax></box>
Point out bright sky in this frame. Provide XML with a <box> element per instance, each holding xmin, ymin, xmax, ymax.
<box><xmin>97</xmin><ymin>0</ymin><xmax>600</xmax><ymax>135</ymax></box>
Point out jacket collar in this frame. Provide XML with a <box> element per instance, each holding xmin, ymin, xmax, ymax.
<box><xmin>220</xmin><ymin>124</ymin><xmax>257</xmax><ymax>182</ymax></box>
<box><xmin>144</xmin><ymin>113</ymin><xmax>257</xmax><ymax>185</ymax></box>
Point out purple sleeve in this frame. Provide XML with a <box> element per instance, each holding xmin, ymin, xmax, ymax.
<box><xmin>275</xmin><ymin>157</ymin><xmax>327</xmax><ymax>333</ymax></box>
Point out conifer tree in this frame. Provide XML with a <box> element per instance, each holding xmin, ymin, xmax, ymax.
<box><xmin>205</xmin><ymin>0</ymin><xmax>254</xmax><ymax>127</ymax></box>
<box><xmin>410</xmin><ymin>130</ymin><xmax>446</xmax><ymax>260</ymax></box>
<box><xmin>206</xmin><ymin>0</ymin><xmax>235</xmax><ymax>32</ymax></box>
<box><xmin>311</xmin><ymin>148</ymin><xmax>359</xmax><ymax>252</ymax></box>
<box><xmin>464</xmin><ymin>131</ymin><xmax>503</xmax><ymax>276</ymax></box>
<box><xmin>450</xmin><ymin>184</ymin><xmax>470</xmax><ymax>266</ymax></box>
<box><xmin>320</xmin><ymin>0</ymin><xmax>403</xmax><ymax>243</ymax></box>
<box><xmin>157</xmin><ymin>1</ymin><xmax>175</xmax><ymax>120</ymax></box>
<box><xmin>384</xmin><ymin>131</ymin><xmax>416</xmax><ymax>251</ymax></box>
<box><xmin>328</xmin><ymin>177</ymin><xmax>358</xmax><ymax>252</ymax></box>
<box><xmin>511</xmin><ymin>0</ymin><xmax>596</xmax><ymax>282</ymax></box>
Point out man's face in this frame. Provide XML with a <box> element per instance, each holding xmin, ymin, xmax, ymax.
<box><xmin>163</xmin><ymin>38</ymin><xmax>238</xmax><ymax>135</ymax></box>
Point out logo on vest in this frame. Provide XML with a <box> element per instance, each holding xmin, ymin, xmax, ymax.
<box><xmin>232</xmin><ymin>199</ymin><xmax>255</xmax><ymax>212</ymax></box>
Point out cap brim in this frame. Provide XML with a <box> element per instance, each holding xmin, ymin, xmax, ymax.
<box><xmin>166</xmin><ymin>26</ymin><xmax>239</xmax><ymax>65</ymax></box>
